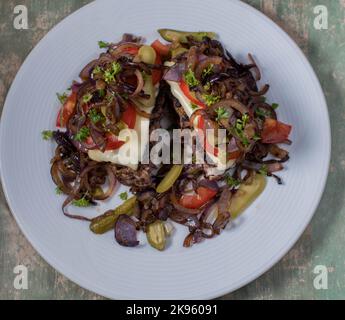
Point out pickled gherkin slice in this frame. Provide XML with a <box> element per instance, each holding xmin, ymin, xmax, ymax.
<box><xmin>146</xmin><ymin>220</ymin><xmax>166</xmax><ymax>251</ymax></box>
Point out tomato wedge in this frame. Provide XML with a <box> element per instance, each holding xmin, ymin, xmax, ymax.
<box><xmin>197</xmin><ymin>115</ymin><xmax>219</xmax><ymax>157</ymax></box>
<box><xmin>179</xmin><ymin>80</ymin><xmax>206</xmax><ymax>109</ymax></box>
<box><xmin>180</xmin><ymin>187</ymin><xmax>217</xmax><ymax>209</ymax></box>
<box><xmin>151</xmin><ymin>39</ymin><xmax>170</xmax><ymax>57</ymax></box>
<box><xmin>193</xmin><ymin>112</ymin><xmax>242</xmax><ymax>160</ymax></box>
<box><xmin>105</xmin><ymin>103</ymin><xmax>137</xmax><ymax>151</ymax></box>
<box><xmin>56</xmin><ymin>92</ymin><xmax>77</xmax><ymax>127</ymax></box>
<box><xmin>105</xmin><ymin>133</ymin><xmax>125</xmax><ymax>151</ymax></box>
<box><xmin>122</xmin><ymin>103</ymin><xmax>136</xmax><ymax>129</ymax></box>
<box><xmin>261</xmin><ymin>118</ymin><xmax>292</xmax><ymax>144</ymax></box>
<box><xmin>121</xmin><ymin>46</ymin><xmax>139</xmax><ymax>55</ymax></box>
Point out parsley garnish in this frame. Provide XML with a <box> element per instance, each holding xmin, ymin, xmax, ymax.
<box><xmin>119</xmin><ymin>192</ymin><xmax>128</xmax><ymax>201</ymax></box>
<box><xmin>75</xmin><ymin>127</ymin><xmax>90</xmax><ymax>142</ymax></box>
<box><xmin>83</xmin><ymin>93</ymin><xmax>93</xmax><ymax>104</ymax></box>
<box><xmin>190</xmin><ymin>103</ymin><xmax>199</xmax><ymax>110</ymax></box>
<box><xmin>111</xmin><ymin>62</ymin><xmax>121</xmax><ymax>75</ymax></box>
<box><xmin>272</xmin><ymin>103</ymin><xmax>279</xmax><ymax>110</ymax></box>
<box><xmin>41</xmin><ymin>130</ymin><xmax>53</xmax><ymax>140</ymax></box>
<box><xmin>202</xmin><ymin>64</ymin><xmax>214</xmax><ymax>78</ymax></box>
<box><xmin>88</xmin><ymin>108</ymin><xmax>105</xmax><ymax>124</ymax></box>
<box><xmin>226</xmin><ymin>176</ymin><xmax>241</xmax><ymax>188</ymax></box>
<box><xmin>55</xmin><ymin>187</ymin><xmax>63</xmax><ymax>195</ymax></box>
<box><xmin>259</xmin><ymin>165</ymin><xmax>268</xmax><ymax>176</ymax></box>
<box><xmin>98</xmin><ymin>40</ymin><xmax>109</xmax><ymax>49</ymax></box>
<box><xmin>202</xmin><ymin>94</ymin><xmax>220</xmax><ymax>106</ymax></box>
<box><xmin>204</xmin><ymin>83</ymin><xmax>211</xmax><ymax>92</ymax></box>
<box><xmin>234</xmin><ymin>114</ymin><xmax>250</xmax><ymax>147</ymax></box>
<box><xmin>92</xmin><ymin>66</ymin><xmax>102</xmax><ymax>75</ymax></box>
<box><xmin>104</xmin><ymin>62</ymin><xmax>122</xmax><ymax>84</ymax></box>
<box><xmin>253</xmin><ymin>133</ymin><xmax>261</xmax><ymax>141</ymax></box>
<box><xmin>104</xmin><ymin>69</ymin><xmax>114</xmax><ymax>83</ymax></box>
<box><xmin>56</xmin><ymin>92</ymin><xmax>67</xmax><ymax>104</ymax></box>
<box><xmin>215</xmin><ymin>107</ymin><xmax>229</xmax><ymax>122</ymax></box>
<box><xmin>72</xmin><ymin>197</ymin><xmax>90</xmax><ymax>207</ymax></box>
<box><xmin>184</xmin><ymin>69</ymin><xmax>199</xmax><ymax>87</ymax></box>
<box><xmin>255</xmin><ymin>108</ymin><xmax>272</xmax><ymax>118</ymax></box>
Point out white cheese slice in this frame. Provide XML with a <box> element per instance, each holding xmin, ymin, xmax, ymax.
<box><xmin>165</xmin><ymin>65</ymin><xmax>236</xmax><ymax>172</ymax></box>
<box><xmin>88</xmin><ymin>87</ymin><xmax>157</xmax><ymax>170</ymax></box>
<box><xmin>88</xmin><ymin>111</ymin><xmax>151</xmax><ymax>170</ymax></box>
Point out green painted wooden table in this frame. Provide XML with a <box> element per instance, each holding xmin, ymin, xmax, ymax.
<box><xmin>0</xmin><ymin>0</ymin><xmax>344</xmax><ymax>300</ymax></box>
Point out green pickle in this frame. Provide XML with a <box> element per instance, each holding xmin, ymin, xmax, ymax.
<box><xmin>230</xmin><ymin>174</ymin><xmax>267</xmax><ymax>219</ymax></box>
<box><xmin>158</xmin><ymin>29</ymin><xmax>216</xmax><ymax>43</ymax></box>
<box><xmin>171</xmin><ymin>47</ymin><xmax>188</xmax><ymax>58</ymax></box>
<box><xmin>90</xmin><ymin>196</ymin><xmax>137</xmax><ymax>234</ymax></box>
<box><xmin>156</xmin><ymin>165</ymin><xmax>183</xmax><ymax>194</ymax></box>
<box><xmin>146</xmin><ymin>220</ymin><xmax>166</xmax><ymax>251</ymax></box>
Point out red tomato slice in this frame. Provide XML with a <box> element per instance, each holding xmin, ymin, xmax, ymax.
<box><xmin>151</xmin><ymin>39</ymin><xmax>170</xmax><ymax>57</ymax></box>
<box><xmin>56</xmin><ymin>92</ymin><xmax>77</xmax><ymax>127</ymax></box>
<box><xmin>194</xmin><ymin>113</ymin><xmax>241</xmax><ymax>160</ymax></box>
<box><xmin>122</xmin><ymin>103</ymin><xmax>136</xmax><ymax>129</ymax></box>
<box><xmin>197</xmin><ymin>115</ymin><xmax>219</xmax><ymax>157</ymax></box>
<box><xmin>121</xmin><ymin>47</ymin><xmax>139</xmax><ymax>55</ymax></box>
<box><xmin>105</xmin><ymin>133</ymin><xmax>125</xmax><ymax>151</ymax></box>
<box><xmin>105</xmin><ymin>103</ymin><xmax>137</xmax><ymax>151</ymax></box>
<box><xmin>179</xmin><ymin>80</ymin><xmax>206</xmax><ymax>109</ymax></box>
<box><xmin>261</xmin><ymin>118</ymin><xmax>292</xmax><ymax>144</ymax></box>
<box><xmin>180</xmin><ymin>187</ymin><xmax>217</xmax><ymax>209</ymax></box>
<box><xmin>152</xmin><ymin>54</ymin><xmax>162</xmax><ymax>86</ymax></box>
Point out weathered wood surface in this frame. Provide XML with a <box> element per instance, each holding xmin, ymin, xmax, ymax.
<box><xmin>0</xmin><ymin>0</ymin><xmax>344</xmax><ymax>300</ymax></box>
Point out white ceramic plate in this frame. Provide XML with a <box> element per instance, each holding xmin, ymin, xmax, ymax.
<box><xmin>0</xmin><ymin>0</ymin><xmax>330</xmax><ymax>299</ymax></box>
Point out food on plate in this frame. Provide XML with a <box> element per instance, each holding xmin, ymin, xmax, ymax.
<box><xmin>43</xmin><ymin>30</ymin><xmax>292</xmax><ymax>250</ymax></box>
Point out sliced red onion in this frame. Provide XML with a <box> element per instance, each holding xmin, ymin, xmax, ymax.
<box><xmin>267</xmin><ymin>162</ymin><xmax>284</xmax><ymax>173</ymax></box>
<box><xmin>163</xmin><ymin>63</ymin><xmax>186</xmax><ymax>82</ymax></box>
<box><xmin>183</xmin><ymin>230</ymin><xmax>203</xmax><ymax>248</ymax></box>
<box><xmin>89</xmin><ymin>126</ymin><xmax>106</xmax><ymax>152</ymax></box>
<box><xmin>131</xmin><ymin>69</ymin><xmax>144</xmax><ymax>97</ymax></box>
<box><xmin>79</xmin><ymin>60</ymin><xmax>99</xmax><ymax>81</ymax></box>
<box><xmin>201</xmin><ymin>203</ymin><xmax>218</xmax><ymax>225</ymax></box>
<box><xmin>93</xmin><ymin>166</ymin><xmax>117</xmax><ymax>200</ymax></box>
<box><xmin>249</xmin><ymin>84</ymin><xmax>270</xmax><ymax>97</ymax></box>
<box><xmin>187</xmin><ymin>46</ymin><xmax>198</xmax><ymax>71</ymax></box>
<box><xmin>71</xmin><ymin>81</ymin><xmax>81</xmax><ymax>93</ymax></box>
<box><xmin>212</xmin><ymin>99</ymin><xmax>249</xmax><ymax>115</ymax></box>
<box><xmin>268</xmin><ymin>144</ymin><xmax>289</xmax><ymax>160</ymax></box>
<box><xmin>227</xmin><ymin>137</ymin><xmax>239</xmax><ymax>153</ymax></box>
<box><xmin>198</xmin><ymin>179</ymin><xmax>219</xmax><ymax>192</ymax></box>
<box><xmin>213</xmin><ymin>188</ymin><xmax>232</xmax><ymax>232</ymax></box>
<box><xmin>195</xmin><ymin>56</ymin><xmax>223</xmax><ymax>80</ymax></box>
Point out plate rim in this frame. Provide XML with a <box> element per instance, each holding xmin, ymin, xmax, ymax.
<box><xmin>0</xmin><ymin>0</ymin><xmax>331</xmax><ymax>300</ymax></box>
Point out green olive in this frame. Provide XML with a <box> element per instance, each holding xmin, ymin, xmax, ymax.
<box><xmin>147</xmin><ymin>220</ymin><xmax>166</xmax><ymax>251</ymax></box>
<box><xmin>90</xmin><ymin>196</ymin><xmax>137</xmax><ymax>234</ymax></box>
<box><xmin>158</xmin><ymin>29</ymin><xmax>216</xmax><ymax>43</ymax></box>
<box><xmin>138</xmin><ymin>45</ymin><xmax>157</xmax><ymax>64</ymax></box>
<box><xmin>230</xmin><ymin>174</ymin><xmax>267</xmax><ymax>219</ymax></box>
<box><xmin>156</xmin><ymin>165</ymin><xmax>183</xmax><ymax>194</ymax></box>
